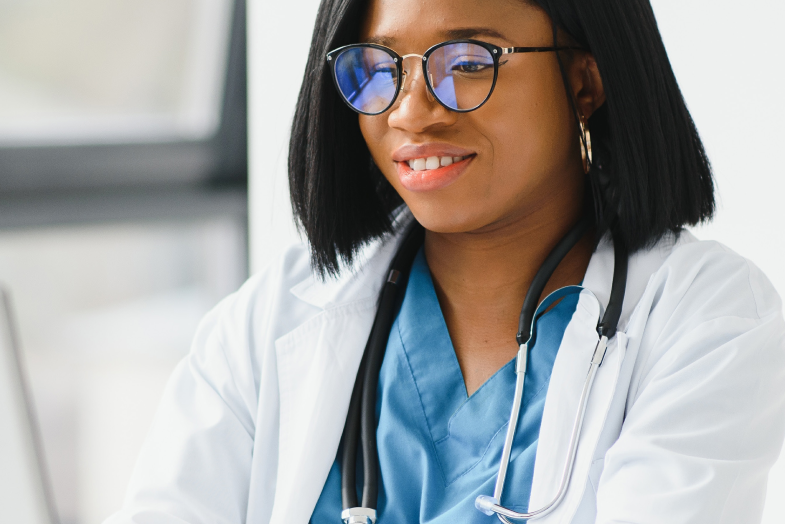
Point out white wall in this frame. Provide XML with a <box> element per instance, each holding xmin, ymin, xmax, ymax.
<box><xmin>247</xmin><ymin>0</ymin><xmax>319</xmax><ymax>272</ymax></box>
<box><xmin>650</xmin><ymin>0</ymin><xmax>785</xmax><ymax>296</ymax></box>
<box><xmin>248</xmin><ymin>1</ymin><xmax>785</xmax><ymax>518</ymax></box>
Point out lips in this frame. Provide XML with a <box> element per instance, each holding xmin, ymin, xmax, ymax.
<box><xmin>395</xmin><ymin>155</ymin><xmax>474</xmax><ymax>192</ymax></box>
<box><xmin>392</xmin><ymin>143</ymin><xmax>475</xmax><ymax>163</ymax></box>
<box><xmin>392</xmin><ymin>143</ymin><xmax>476</xmax><ymax>192</ymax></box>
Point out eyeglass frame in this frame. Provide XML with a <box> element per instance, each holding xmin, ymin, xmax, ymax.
<box><xmin>325</xmin><ymin>39</ymin><xmax>583</xmax><ymax>116</ymax></box>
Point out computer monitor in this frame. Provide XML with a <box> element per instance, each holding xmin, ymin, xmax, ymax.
<box><xmin>0</xmin><ymin>290</ymin><xmax>57</xmax><ymax>524</ymax></box>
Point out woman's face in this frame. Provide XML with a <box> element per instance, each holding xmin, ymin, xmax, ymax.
<box><xmin>359</xmin><ymin>0</ymin><xmax>589</xmax><ymax>234</ymax></box>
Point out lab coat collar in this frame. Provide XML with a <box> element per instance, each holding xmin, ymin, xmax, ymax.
<box><xmin>288</xmin><ymin>213</ymin><xmax>675</xmax><ymax>316</ymax></box>
<box><xmin>289</xmin><ymin>211</ymin><xmax>415</xmax><ymax>310</ymax></box>
<box><xmin>272</xmin><ymin>211</ymin><xmax>415</xmax><ymax>524</ymax></box>
<box><xmin>272</xmin><ymin>296</ymin><xmax>380</xmax><ymax>524</ymax></box>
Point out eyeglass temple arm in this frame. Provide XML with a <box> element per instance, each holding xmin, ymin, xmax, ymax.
<box><xmin>501</xmin><ymin>46</ymin><xmax>583</xmax><ymax>54</ymax></box>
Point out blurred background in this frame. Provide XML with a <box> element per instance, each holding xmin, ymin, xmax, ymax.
<box><xmin>0</xmin><ymin>0</ymin><xmax>782</xmax><ymax>523</ymax></box>
<box><xmin>1</xmin><ymin>0</ymin><xmax>247</xmax><ymax>522</ymax></box>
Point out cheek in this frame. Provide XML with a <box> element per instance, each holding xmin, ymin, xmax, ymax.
<box><xmin>479</xmin><ymin>61</ymin><xmax>576</xmax><ymax>186</ymax></box>
<box><xmin>359</xmin><ymin>114</ymin><xmax>395</xmax><ymax>180</ymax></box>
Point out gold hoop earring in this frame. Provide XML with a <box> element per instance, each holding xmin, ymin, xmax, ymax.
<box><xmin>579</xmin><ymin>117</ymin><xmax>592</xmax><ymax>174</ymax></box>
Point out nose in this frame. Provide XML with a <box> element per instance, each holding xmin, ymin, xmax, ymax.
<box><xmin>398</xmin><ymin>54</ymin><xmax>428</xmax><ymax>94</ymax></box>
<box><xmin>388</xmin><ymin>55</ymin><xmax>456</xmax><ymax>133</ymax></box>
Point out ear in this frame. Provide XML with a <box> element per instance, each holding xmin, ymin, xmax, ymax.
<box><xmin>568</xmin><ymin>52</ymin><xmax>606</xmax><ymax>120</ymax></box>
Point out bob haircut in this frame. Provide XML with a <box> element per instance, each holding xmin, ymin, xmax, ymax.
<box><xmin>289</xmin><ymin>0</ymin><xmax>715</xmax><ymax>276</ymax></box>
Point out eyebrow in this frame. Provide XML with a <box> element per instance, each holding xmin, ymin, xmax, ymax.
<box><xmin>444</xmin><ymin>27</ymin><xmax>509</xmax><ymax>41</ymax></box>
<box><xmin>364</xmin><ymin>27</ymin><xmax>510</xmax><ymax>47</ymax></box>
<box><xmin>365</xmin><ymin>35</ymin><xmax>395</xmax><ymax>46</ymax></box>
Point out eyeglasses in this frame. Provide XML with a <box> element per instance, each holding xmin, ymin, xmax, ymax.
<box><xmin>326</xmin><ymin>39</ymin><xmax>580</xmax><ymax>115</ymax></box>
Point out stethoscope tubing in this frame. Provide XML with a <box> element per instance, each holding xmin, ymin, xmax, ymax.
<box><xmin>477</xmin><ymin>231</ymin><xmax>628</xmax><ymax>521</ymax></box>
<box><xmin>477</xmin><ymin>334</ymin><xmax>608</xmax><ymax>522</ymax></box>
<box><xmin>340</xmin><ymin>218</ymin><xmax>627</xmax><ymax>524</ymax></box>
<box><xmin>493</xmin><ymin>284</ymin><xmax>604</xmax><ymax>503</ymax></box>
<box><xmin>341</xmin><ymin>223</ymin><xmax>425</xmax><ymax>515</ymax></box>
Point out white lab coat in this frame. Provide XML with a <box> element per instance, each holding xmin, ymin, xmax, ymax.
<box><xmin>105</xmin><ymin>217</ymin><xmax>785</xmax><ymax>524</ymax></box>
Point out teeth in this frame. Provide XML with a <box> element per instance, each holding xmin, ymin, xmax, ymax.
<box><xmin>407</xmin><ymin>155</ymin><xmax>466</xmax><ymax>171</ymax></box>
<box><xmin>425</xmin><ymin>156</ymin><xmax>440</xmax><ymax>170</ymax></box>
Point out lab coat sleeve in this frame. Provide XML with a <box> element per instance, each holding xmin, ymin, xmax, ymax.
<box><xmin>102</xmin><ymin>288</ymin><xmax>260</xmax><ymax>524</ymax></box>
<box><xmin>594</xmin><ymin>245</ymin><xmax>785</xmax><ymax>524</ymax></box>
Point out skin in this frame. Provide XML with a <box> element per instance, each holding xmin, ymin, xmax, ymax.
<box><xmin>358</xmin><ymin>0</ymin><xmax>606</xmax><ymax>395</ymax></box>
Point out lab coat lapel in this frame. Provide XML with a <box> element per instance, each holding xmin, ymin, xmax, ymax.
<box><xmin>528</xmin><ymin>241</ymin><xmax>629</xmax><ymax>523</ymax></box>
<box><xmin>269</xmin><ymin>227</ymin><xmax>407</xmax><ymax>524</ymax></box>
<box><xmin>271</xmin><ymin>300</ymin><xmax>377</xmax><ymax>524</ymax></box>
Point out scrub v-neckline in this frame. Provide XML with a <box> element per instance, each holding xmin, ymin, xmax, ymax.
<box><xmin>390</xmin><ymin>248</ymin><xmax>571</xmax><ymax>486</ymax></box>
<box><xmin>308</xmin><ymin>247</ymin><xmax>579</xmax><ymax>524</ymax></box>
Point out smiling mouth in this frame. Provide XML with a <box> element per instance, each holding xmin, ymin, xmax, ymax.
<box><xmin>405</xmin><ymin>155</ymin><xmax>471</xmax><ymax>172</ymax></box>
<box><xmin>395</xmin><ymin>154</ymin><xmax>475</xmax><ymax>192</ymax></box>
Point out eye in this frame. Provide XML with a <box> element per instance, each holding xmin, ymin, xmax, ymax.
<box><xmin>370</xmin><ymin>62</ymin><xmax>397</xmax><ymax>75</ymax></box>
<box><xmin>450</xmin><ymin>55</ymin><xmax>494</xmax><ymax>74</ymax></box>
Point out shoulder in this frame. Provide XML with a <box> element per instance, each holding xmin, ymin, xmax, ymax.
<box><xmin>590</xmin><ymin>230</ymin><xmax>780</xmax><ymax>334</ymax></box>
<box><xmin>626</xmin><ymin>232</ymin><xmax>785</xmax><ymax>404</ymax></box>
<box><xmin>598</xmin><ymin>235</ymin><xmax>785</xmax><ymax>522</ymax></box>
<box><xmin>177</xmin><ymin>243</ymin><xmax>322</xmax><ymax>408</ymax></box>
<box><xmin>197</xmin><ymin>242</ymin><xmax>321</xmax><ymax>356</ymax></box>
<box><xmin>650</xmin><ymin>232</ymin><xmax>781</xmax><ymax>322</ymax></box>
<box><xmin>188</xmin><ymin>224</ymin><xmax>404</xmax><ymax>390</ymax></box>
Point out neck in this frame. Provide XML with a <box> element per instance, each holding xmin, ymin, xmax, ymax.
<box><xmin>422</xmin><ymin>191</ymin><xmax>592</xmax><ymax>395</ymax></box>
<box><xmin>424</xmin><ymin>210</ymin><xmax>591</xmax><ymax>308</ymax></box>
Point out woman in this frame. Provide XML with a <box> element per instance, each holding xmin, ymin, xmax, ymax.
<box><xmin>106</xmin><ymin>0</ymin><xmax>785</xmax><ymax>523</ymax></box>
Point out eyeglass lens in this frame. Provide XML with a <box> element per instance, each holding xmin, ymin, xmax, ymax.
<box><xmin>333</xmin><ymin>47</ymin><xmax>400</xmax><ymax>115</ymax></box>
<box><xmin>426</xmin><ymin>42</ymin><xmax>495</xmax><ymax>111</ymax></box>
<box><xmin>333</xmin><ymin>42</ymin><xmax>495</xmax><ymax>114</ymax></box>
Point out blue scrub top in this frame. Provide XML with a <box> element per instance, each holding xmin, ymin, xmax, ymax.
<box><xmin>311</xmin><ymin>248</ymin><xmax>579</xmax><ymax>523</ymax></box>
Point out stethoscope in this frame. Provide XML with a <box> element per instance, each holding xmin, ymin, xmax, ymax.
<box><xmin>339</xmin><ymin>217</ymin><xmax>628</xmax><ymax>524</ymax></box>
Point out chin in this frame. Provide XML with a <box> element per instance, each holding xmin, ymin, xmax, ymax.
<box><xmin>405</xmin><ymin>202</ymin><xmax>493</xmax><ymax>235</ymax></box>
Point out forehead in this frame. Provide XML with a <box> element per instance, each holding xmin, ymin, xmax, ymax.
<box><xmin>359</xmin><ymin>0</ymin><xmax>551</xmax><ymax>50</ymax></box>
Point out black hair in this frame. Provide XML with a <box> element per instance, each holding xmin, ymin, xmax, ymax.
<box><xmin>289</xmin><ymin>0</ymin><xmax>715</xmax><ymax>275</ymax></box>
